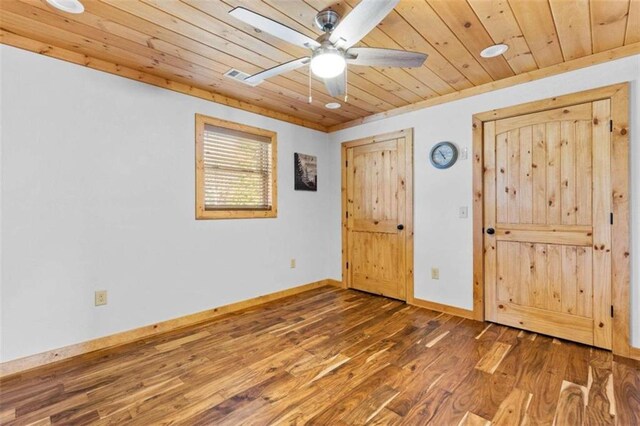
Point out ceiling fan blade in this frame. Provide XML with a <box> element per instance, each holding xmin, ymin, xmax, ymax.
<box><xmin>324</xmin><ymin>73</ymin><xmax>346</xmax><ymax>97</ymax></box>
<box><xmin>329</xmin><ymin>0</ymin><xmax>399</xmax><ymax>48</ymax></box>
<box><xmin>229</xmin><ymin>7</ymin><xmax>321</xmax><ymax>50</ymax></box>
<box><xmin>244</xmin><ymin>57</ymin><xmax>310</xmax><ymax>84</ymax></box>
<box><xmin>346</xmin><ymin>47</ymin><xmax>427</xmax><ymax>68</ymax></box>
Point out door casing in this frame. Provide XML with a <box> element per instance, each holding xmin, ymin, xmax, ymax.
<box><xmin>472</xmin><ymin>83</ymin><xmax>632</xmax><ymax>357</ymax></box>
<box><xmin>341</xmin><ymin>129</ymin><xmax>414</xmax><ymax>303</ymax></box>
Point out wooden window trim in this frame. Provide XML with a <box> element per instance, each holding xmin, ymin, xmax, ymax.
<box><xmin>195</xmin><ymin>114</ymin><xmax>278</xmax><ymax>219</ymax></box>
<box><xmin>472</xmin><ymin>83</ymin><xmax>633</xmax><ymax>358</ymax></box>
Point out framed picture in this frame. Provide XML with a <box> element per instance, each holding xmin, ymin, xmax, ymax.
<box><xmin>294</xmin><ymin>153</ymin><xmax>317</xmax><ymax>191</ymax></box>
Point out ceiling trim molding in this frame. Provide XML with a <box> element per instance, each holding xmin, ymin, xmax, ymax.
<box><xmin>0</xmin><ymin>30</ymin><xmax>329</xmax><ymax>133</ymax></box>
<box><xmin>327</xmin><ymin>42</ymin><xmax>640</xmax><ymax>133</ymax></box>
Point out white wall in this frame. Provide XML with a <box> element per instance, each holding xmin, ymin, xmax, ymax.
<box><xmin>0</xmin><ymin>45</ymin><xmax>339</xmax><ymax>362</ymax></box>
<box><xmin>329</xmin><ymin>55</ymin><xmax>640</xmax><ymax>346</ymax></box>
<box><xmin>2</xmin><ymin>44</ymin><xmax>638</xmax><ymax>363</ymax></box>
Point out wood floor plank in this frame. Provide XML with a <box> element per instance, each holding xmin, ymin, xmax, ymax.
<box><xmin>491</xmin><ymin>387</ymin><xmax>533</xmax><ymax>425</ymax></box>
<box><xmin>458</xmin><ymin>411</ymin><xmax>491</xmax><ymax>426</ymax></box>
<box><xmin>523</xmin><ymin>339</ymin><xmax>569</xmax><ymax>425</ymax></box>
<box><xmin>553</xmin><ymin>380</ymin><xmax>588</xmax><ymax>425</ymax></box>
<box><xmin>309</xmin><ymin>364</ymin><xmax>402</xmax><ymax>424</ymax></box>
<box><xmin>496</xmin><ymin>333</ymin><xmax>553</xmax><ymax>393</ymax></box>
<box><xmin>428</xmin><ymin>368</ymin><xmax>516</xmax><ymax>425</ymax></box>
<box><xmin>386</xmin><ymin>360</ymin><xmax>444</xmax><ymax>417</ymax></box>
<box><xmin>424</xmin><ymin>331</ymin><xmax>450</xmax><ymax>348</ymax></box>
<box><xmin>585</xmin><ymin>348</ymin><xmax>616</xmax><ymax>425</ymax></box>
<box><xmin>400</xmin><ymin>387</ymin><xmax>452</xmax><ymax>424</ymax></box>
<box><xmin>613</xmin><ymin>359</ymin><xmax>640</xmax><ymax>425</ymax></box>
<box><xmin>565</xmin><ymin>341</ymin><xmax>592</xmax><ymax>387</ymax></box>
<box><xmin>475</xmin><ymin>341</ymin><xmax>512</xmax><ymax>374</ymax></box>
<box><xmin>366</xmin><ymin>407</ymin><xmax>403</xmax><ymax>425</ymax></box>
<box><xmin>1</xmin><ymin>286</ymin><xmax>638</xmax><ymax>425</ymax></box>
<box><xmin>0</xmin><ymin>409</ymin><xmax>16</xmax><ymax>423</ymax></box>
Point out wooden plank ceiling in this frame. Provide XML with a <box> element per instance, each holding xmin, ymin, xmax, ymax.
<box><xmin>1</xmin><ymin>0</ymin><xmax>639</xmax><ymax>132</ymax></box>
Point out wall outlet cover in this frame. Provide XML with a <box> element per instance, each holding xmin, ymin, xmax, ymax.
<box><xmin>95</xmin><ymin>290</ymin><xmax>108</xmax><ymax>306</ymax></box>
<box><xmin>431</xmin><ymin>268</ymin><xmax>440</xmax><ymax>280</ymax></box>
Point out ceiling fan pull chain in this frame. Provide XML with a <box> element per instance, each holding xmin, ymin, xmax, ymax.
<box><xmin>344</xmin><ymin>70</ymin><xmax>349</xmax><ymax>103</ymax></box>
<box><xmin>308</xmin><ymin>63</ymin><xmax>312</xmax><ymax>104</ymax></box>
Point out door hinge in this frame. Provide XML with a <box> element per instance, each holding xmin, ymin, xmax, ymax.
<box><xmin>346</xmin><ymin>262</ymin><xmax>349</xmax><ymax>269</ymax></box>
<box><xmin>610</xmin><ymin>120</ymin><xmax>613</xmax><ymax>132</ymax></box>
<box><xmin>345</xmin><ymin>211</ymin><xmax>348</xmax><ymax>219</ymax></box>
<box><xmin>345</xmin><ymin>160</ymin><xmax>348</xmax><ymax>167</ymax></box>
<box><xmin>610</xmin><ymin>212</ymin><xmax>614</xmax><ymax>225</ymax></box>
<box><xmin>611</xmin><ymin>305</ymin><xmax>614</xmax><ymax>318</ymax></box>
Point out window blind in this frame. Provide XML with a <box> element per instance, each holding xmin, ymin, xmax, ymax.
<box><xmin>202</xmin><ymin>124</ymin><xmax>273</xmax><ymax>211</ymax></box>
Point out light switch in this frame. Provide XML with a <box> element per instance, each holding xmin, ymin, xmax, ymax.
<box><xmin>459</xmin><ymin>206</ymin><xmax>468</xmax><ymax>218</ymax></box>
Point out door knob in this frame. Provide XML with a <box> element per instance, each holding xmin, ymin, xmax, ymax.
<box><xmin>486</xmin><ymin>227</ymin><xmax>495</xmax><ymax>235</ymax></box>
<box><xmin>397</xmin><ymin>224</ymin><xmax>404</xmax><ymax>230</ymax></box>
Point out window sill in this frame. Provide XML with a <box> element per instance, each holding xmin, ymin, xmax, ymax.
<box><xmin>196</xmin><ymin>209</ymin><xmax>277</xmax><ymax>220</ymax></box>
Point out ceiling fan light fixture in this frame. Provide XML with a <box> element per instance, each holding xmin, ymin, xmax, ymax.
<box><xmin>480</xmin><ymin>44</ymin><xmax>509</xmax><ymax>58</ymax></box>
<box><xmin>46</xmin><ymin>0</ymin><xmax>84</xmax><ymax>13</ymax></box>
<box><xmin>310</xmin><ymin>49</ymin><xmax>346</xmax><ymax>79</ymax></box>
<box><xmin>229</xmin><ymin>2</ymin><xmax>427</xmax><ymax>98</ymax></box>
<box><xmin>325</xmin><ymin>102</ymin><xmax>341</xmax><ymax>109</ymax></box>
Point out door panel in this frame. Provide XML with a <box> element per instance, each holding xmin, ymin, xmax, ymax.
<box><xmin>496</xmin><ymin>242</ymin><xmax>593</xmax><ymax>316</ymax></box>
<box><xmin>351</xmin><ymin>232</ymin><xmax>402</xmax><ymax>298</ymax></box>
<box><xmin>346</xmin><ymin>136</ymin><xmax>407</xmax><ymax>300</ymax></box>
<box><xmin>485</xmin><ymin>101</ymin><xmax>612</xmax><ymax>349</ymax></box>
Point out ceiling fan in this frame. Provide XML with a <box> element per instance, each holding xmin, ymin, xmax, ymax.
<box><xmin>228</xmin><ymin>0</ymin><xmax>427</xmax><ymax>100</ymax></box>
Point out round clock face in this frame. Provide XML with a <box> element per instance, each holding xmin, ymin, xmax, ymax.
<box><xmin>430</xmin><ymin>142</ymin><xmax>458</xmax><ymax>169</ymax></box>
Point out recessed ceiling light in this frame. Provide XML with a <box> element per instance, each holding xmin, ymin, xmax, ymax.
<box><xmin>46</xmin><ymin>0</ymin><xmax>84</xmax><ymax>14</ymax></box>
<box><xmin>480</xmin><ymin>44</ymin><xmax>509</xmax><ymax>58</ymax></box>
<box><xmin>325</xmin><ymin>102</ymin><xmax>341</xmax><ymax>109</ymax></box>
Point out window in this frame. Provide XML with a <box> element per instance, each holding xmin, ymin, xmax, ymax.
<box><xmin>195</xmin><ymin>114</ymin><xmax>277</xmax><ymax>219</ymax></box>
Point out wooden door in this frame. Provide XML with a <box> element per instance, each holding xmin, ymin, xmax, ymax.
<box><xmin>345</xmin><ymin>134</ymin><xmax>409</xmax><ymax>300</ymax></box>
<box><xmin>484</xmin><ymin>100</ymin><xmax>613</xmax><ymax>349</ymax></box>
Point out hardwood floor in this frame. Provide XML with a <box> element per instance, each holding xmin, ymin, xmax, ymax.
<box><xmin>1</xmin><ymin>286</ymin><xmax>639</xmax><ymax>425</ymax></box>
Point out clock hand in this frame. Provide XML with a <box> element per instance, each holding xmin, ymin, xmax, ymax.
<box><xmin>439</xmin><ymin>150</ymin><xmax>446</xmax><ymax>160</ymax></box>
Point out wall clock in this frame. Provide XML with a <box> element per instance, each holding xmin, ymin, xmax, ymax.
<box><xmin>429</xmin><ymin>141</ymin><xmax>458</xmax><ymax>169</ymax></box>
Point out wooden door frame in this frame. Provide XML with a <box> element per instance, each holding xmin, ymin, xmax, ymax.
<box><xmin>341</xmin><ymin>128</ymin><xmax>414</xmax><ymax>303</ymax></box>
<box><xmin>472</xmin><ymin>83</ymin><xmax>632</xmax><ymax>357</ymax></box>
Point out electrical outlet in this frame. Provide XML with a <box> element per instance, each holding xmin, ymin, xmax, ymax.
<box><xmin>95</xmin><ymin>290</ymin><xmax>108</xmax><ymax>306</ymax></box>
<box><xmin>431</xmin><ymin>268</ymin><xmax>440</xmax><ymax>280</ymax></box>
<box><xmin>290</xmin><ymin>258</ymin><xmax>296</xmax><ymax>269</ymax></box>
